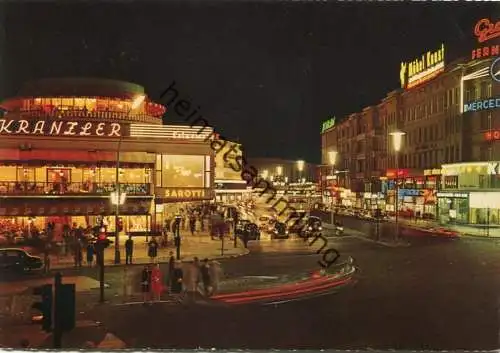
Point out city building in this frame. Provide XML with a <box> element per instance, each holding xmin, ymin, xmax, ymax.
<box><xmin>0</xmin><ymin>78</ymin><xmax>217</xmax><ymax>239</ymax></box>
<box><xmin>245</xmin><ymin>157</ymin><xmax>317</xmax><ymax>185</ymax></box>
<box><xmin>320</xmin><ymin>16</ymin><xmax>500</xmax><ymax>224</ymax></box>
<box><xmin>213</xmin><ymin>140</ymin><xmax>252</xmax><ymax>203</ymax></box>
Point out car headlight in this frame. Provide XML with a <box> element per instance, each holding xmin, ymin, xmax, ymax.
<box><xmin>285</xmin><ymin>231</ymin><xmax>289</xmax><ymax>234</ymax></box>
<box><xmin>308</xmin><ymin>226</ymin><xmax>312</xmax><ymax>231</ymax></box>
<box><xmin>318</xmin><ymin>227</ymin><xmax>322</xmax><ymax>231</ymax></box>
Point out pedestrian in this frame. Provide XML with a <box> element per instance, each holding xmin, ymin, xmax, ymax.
<box><xmin>167</xmin><ymin>251</ymin><xmax>175</xmax><ymax>290</ymax></box>
<box><xmin>200</xmin><ymin>258</ymin><xmax>212</xmax><ymax>296</ymax></box>
<box><xmin>147</xmin><ymin>237</ymin><xmax>158</xmax><ymax>263</ymax></box>
<box><xmin>43</xmin><ymin>241</ymin><xmax>51</xmax><ymax>273</ymax></box>
<box><xmin>209</xmin><ymin>260</ymin><xmax>223</xmax><ymax>295</ymax></box>
<box><xmin>125</xmin><ymin>235</ymin><xmax>134</xmax><ymax>265</ymax></box>
<box><xmin>74</xmin><ymin>239</ymin><xmax>83</xmax><ymax>268</ymax></box>
<box><xmin>151</xmin><ymin>263</ymin><xmax>164</xmax><ymax>302</ymax></box>
<box><xmin>141</xmin><ymin>265</ymin><xmax>152</xmax><ymax>304</ymax></box>
<box><xmin>171</xmin><ymin>261</ymin><xmax>184</xmax><ymax>294</ymax></box>
<box><xmin>188</xmin><ymin>257</ymin><xmax>201</xmax><ymax>300</ymax></box>
<box><xmin>86</xmin><ymin>242</ymin><xmax>94</xmax><ymax>267</ymax></box>
<box><xmin>189</xmin><ymin>215</ymin><xmax>196</xmax><ymax>236</ymax></box>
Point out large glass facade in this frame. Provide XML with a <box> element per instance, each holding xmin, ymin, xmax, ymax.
<box><xmin>437</xmin><ymin>195</ymin><xmax>469</xmax><ymax>224</ymax></box>
<box><xmin>155</xmin><ymin>154</ymin><xmax>211</xmax><ymax>188</ymax></box>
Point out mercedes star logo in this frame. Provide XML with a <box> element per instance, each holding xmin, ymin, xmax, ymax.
<box><xmin>491</xmin><ymin>57</ymin><xmax>500</xmax><ymax>83</ymax></box>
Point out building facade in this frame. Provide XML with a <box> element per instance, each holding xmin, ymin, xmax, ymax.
<box><xmin>245</xmin><ymin>157</ymin><xmax>317</xmax><ymax>185</ymax></box>
<box><xmin>320</xmin><ymin>16</ymin><xmax>500</xmax><ymax>224</ymax></box>
<box><xmin>0</xmin><ymin>78</ymin><xmax>218</xmax><ymax>240</ymax></box>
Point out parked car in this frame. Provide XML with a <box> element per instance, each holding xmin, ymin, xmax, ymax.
<box><xmin>257</xmin><ymin>216</ymin><xmax>271</xmax><ymax>230</ymax></box>
<box><xmin>271</xmin><ymin>222</ymin><xmax>289</xmax><ymax>239</ymax></box>
<box><xmin>0</xmin><ymin>248</ymin><xmax>43</xmax><ymax>273</ymax></box>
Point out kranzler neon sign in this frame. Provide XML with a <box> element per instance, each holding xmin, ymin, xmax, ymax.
<box><xmin>471</xmin><ymin>18</ymin><xmax>500</xmax><ymax>60</ymax></box>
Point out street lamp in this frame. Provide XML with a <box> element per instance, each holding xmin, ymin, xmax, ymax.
<box><xmin>328</xmin><ymin>151</ymin><xmax>338</xmax><ymax>225</ymax></box>
<box><xmin>297</xmin><ymin>160</ymin><xmax>305</xmax><ymax>183</ymax></box>
<box><xmin>390</xmin><ymin>130</ymin><xmax>406</xmax><ymax>241</ymax></box>
<box><xmin>113</xmin><ymin>94</ymin><xmax>145</xmax><ymax>264</ymax></box>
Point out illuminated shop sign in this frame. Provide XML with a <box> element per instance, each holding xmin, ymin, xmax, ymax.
<box><xmin>162</xmin><ymin>188</ymin><xmax>210</xmax><ymax>199</ymax></box>
<box><xmin>471</xmin><ymin>18</ymin><xmax>500</xmax><ymax>60</ymax></box>
<box><xmin>463</xmin><ymin>97</ymin><xmax>500</xmax><ymax>113</ymax></box>
<box><xmin>424</xmin><ymin>168</ymin><xmax>442</xmax><ymax>176</ymax></box>
<box><xmin>485</xmin><ymin>130</ymin><xmax>500</xmax><ymax>141</ymax></box>
<box><xmin>321</xmin><ymin>117</ymin><xmax>336</xmax><ymax>133</ymax></box>
<box><xmin>436</xmin><ymin>192</ymin><xmax>468</xmax><ymax>198</ymax></box>
<box><xmin>130</xmin><ymin>124</ymin><xmax>214</xmax><ymax>140</ymax></box>
<box><xmin>400</xmin><ymin>44</ymin><xmax>445</xmax><ymax>89</ymax></box>
<box><xmin>0</xmin><ymin>119</ymin><xmax>127</xmax><ymax>137</ymax></box>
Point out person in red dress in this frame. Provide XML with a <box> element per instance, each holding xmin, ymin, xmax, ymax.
<box><xmin>151</xmin><ymin>263</ymin><xmax>165</xmax><ymax>302</ymax></box>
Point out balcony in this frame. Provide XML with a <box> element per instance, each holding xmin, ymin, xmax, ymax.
<box><xmin>0</xmin><ymin>181</ymin><xmax>151</xmax><ymax>196</ymax></box>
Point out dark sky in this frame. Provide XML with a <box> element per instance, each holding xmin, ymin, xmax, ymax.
<box><xmin>1</xmin><ymin>2</ymin><xmax>497</xmax><ymax>163</ymax></box>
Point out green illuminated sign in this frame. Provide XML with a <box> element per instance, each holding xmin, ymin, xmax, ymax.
<box><xmin>321</xmin><ymin>117</ymin><xmax>336</xmax><ymax>133</ymax></box>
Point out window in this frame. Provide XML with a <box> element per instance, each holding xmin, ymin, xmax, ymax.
<box><xmin>157</xmin><ymin>155</ymin><xmax>206</xmax><ymax>188</ymax></box>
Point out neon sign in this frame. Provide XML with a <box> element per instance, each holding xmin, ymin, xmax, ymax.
<box><xmin>485</xmin><ymin>130</ymin><xmax>500</xmax><ymax>141</ymax></box>
<box><xmin>471</xmin><ymin>18</ymin><xmax>500</xmax><ymax>60</ymax></box>
<box><xmin>475</xmin><ymin>18</ymin><xmax>500</xmax><ymax>43</ymax></box>
<box><xmin>0</xmin><ymin>119</ymin><xmax>127</xmax><ymax>137</ymax></box>
<box><xmin>321</xmin><ymin>117</ymin><xmax>336</xmax><ymax>133</ymax></box>
<box><xmin>463</xmin><ymin>97</ymin><xmax>500</xmax><ymax>113</ymax></box>
<box><xmin>400</xmin><ymin>44</ymin><xmax>445</xmax><ymax>89</ymax></box>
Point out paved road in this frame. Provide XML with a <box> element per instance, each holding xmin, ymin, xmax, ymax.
<box><xmin>5</xmin><ymin>215</ymin><xmax>500</xmax><ymax>350</ymax></box>
<box><xmin>26</xmin><ymin>222</ymin><xmax>500</xmax><ymax>350</ymax></box>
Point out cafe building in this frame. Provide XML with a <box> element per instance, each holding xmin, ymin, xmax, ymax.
<box><xmin>438</xmin><ymin>161</ymin><xmax>500</xmax><ymax>225</ymax></box>
<box><xmin>0</xmin><ymin>78</ymin><xmax>216</xmax><ymax>239</ymax></box>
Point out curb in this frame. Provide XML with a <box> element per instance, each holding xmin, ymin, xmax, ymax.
<box><xmin>49</xmin><ymin>248</ymin><xmax>251</xmax><ymax>270</ymax></box>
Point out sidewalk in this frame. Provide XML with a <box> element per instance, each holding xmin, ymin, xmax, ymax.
<box><xmin>49</xmin><ymin>232</ymin><xmax>249</xmax><ymax>269</ymax></box>
<box><xmin>396</xmin><ymin>218</ymin><xmax>500</xmax><ymax>238</ymax></box>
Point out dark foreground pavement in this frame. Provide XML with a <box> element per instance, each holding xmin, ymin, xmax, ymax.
<box><xmin>4</xmin><ymin>228</ymin><xmax>500</xmax><ymax>350</ymax></box>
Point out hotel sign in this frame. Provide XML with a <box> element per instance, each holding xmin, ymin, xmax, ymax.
<box><xmin>321</xmin><ymin>117</ymin><xmax>336</xmax><ymax>133</ymax></box>
<box><xmin>472</xmin><ymin>18</ymin><xmax>500</xmax><ymax>60</ymax></box>
<box><xmin>400</xmin><ymin>44</ymin><xmax>445</xmax><ymax>89</ymax></box>
<box><xmin>0</xmin><ymin>119</ymin><xmax>129</xmax><ymax>137</ymax></box>
<box><xmin>463</xmin><ymin>97</ymin><xmax>500</xmax><ymax>113</ymax></box>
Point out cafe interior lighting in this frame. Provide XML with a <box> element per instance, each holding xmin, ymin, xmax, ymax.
<box><xmin>110</xmin><ymin>191</ymin><xmax>127</xmax><ymax>205</ymax></box>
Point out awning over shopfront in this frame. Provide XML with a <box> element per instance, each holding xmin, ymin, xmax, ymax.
<box><xmin>0</xmin><ymin>149</ymin><xmax>155</xmax><ymax>168</ymax></box>
<box><xmin>0</xmin><ymin>198</ymin><xmax>152</xmax><ymax>216</ymax></box>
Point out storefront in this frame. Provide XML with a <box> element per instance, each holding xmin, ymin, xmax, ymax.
<box><xmin>213</xmin><ymin>140</ymin><xmax>252</xmax><ymax>204</ymax></box>
<box><xmin>0</xmin><ymin>78</ymin><xmax>216</xmax><ymax>239</ymax></box>
<box><xmin>439</xmin><ymin>162</ymin><xmax>500</xmax><ymax>225</ymax></box>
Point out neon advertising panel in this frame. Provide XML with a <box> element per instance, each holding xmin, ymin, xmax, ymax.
<box><xmin>471</xmin><ymin>18</ymin><xmax>500</xmax><ymax>60</ymax></box>
<box><xmin>400</xmin><ymin>44</ymin><xmax>445</xmax><ymax>89</ymax></box>
<box><xmin>321</xmin><ymin>117</ymin><xmax>336</xmax><ymax>133</ymax></box>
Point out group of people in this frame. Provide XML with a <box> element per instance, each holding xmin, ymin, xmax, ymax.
<box><xmin>140</xmin><ymin>253</ymin><xmax>222</xmax><ymax>304</ymax></box>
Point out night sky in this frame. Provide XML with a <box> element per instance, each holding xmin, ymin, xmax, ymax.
<box><xmin>1</xmin><ymin>2</ymin><xmax>497</xmax><ymax>163</ymax></box>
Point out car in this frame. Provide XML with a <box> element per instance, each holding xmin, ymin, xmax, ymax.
<box><xmin>257</xmin><ymin>216</ymin><xmax>271</xmax><ymax>230</ymax></box>
<box><xmin>0</xmin><ymin>248</ymin><xmax>43</xmax><ymax>273</ymax></box>
<box><xmin>235</xmin><ymin>219</ymin><xmax>251</xmax><ymax>235</ymax></box>
<box><xmin>236</xmin><ymin>222</ymin><xmax>261</xmax><ymax>241</ymax></box>
<box><xmin>306</xmin><ymin>216</ymin><xmax>322</xmax><ymax>232</ymax></box>
<box><xmin>271</xmin><ymin>222</ymin><xmax>289</xmax><ymax>239</ymax></box>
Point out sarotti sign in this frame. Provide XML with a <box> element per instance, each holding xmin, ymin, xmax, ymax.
<box><xmin>0</xmin><ymin>119</ymin><xmax>128</xmax><ymax>137</ymax></box>
<box><xmin>472</xmin><ymin>18</ymin><xmax>500</xmax><ymax>60</ymax></box>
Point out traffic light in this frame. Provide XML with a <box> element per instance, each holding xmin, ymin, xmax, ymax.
<box><xmin>32</xmin><ymin>284</ymin><xmax>53</xmax><ymax>332</ymax></box>
<box><xmin>56</xmin><ymin>284</ymin><xmax>76</xmax><ymax>331</ymax></box>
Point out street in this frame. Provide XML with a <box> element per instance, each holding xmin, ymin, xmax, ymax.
<box><xmin>3</xmin><ymin>210</ymin><xmax>500</xmax><ymax>349</ymax></box>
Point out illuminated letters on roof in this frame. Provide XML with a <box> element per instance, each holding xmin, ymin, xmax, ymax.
<box><xmin>400</xmin><ymin>44</ymin><xmax>445</xmax><ymax>89</ymax></box>
<box><xmin>321</xmin><ymin>117</ymin><xmax>336</xmax><ymax>133</ymax></box>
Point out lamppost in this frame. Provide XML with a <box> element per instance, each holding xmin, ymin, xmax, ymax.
<box><xmin>390</xmin><ymin>130</ymin><xmax>406</xmax><ymax>241</ymax></box>
<box><xmin>328</xmin><ymin>151</ymin><xmax>338</xmax><ymax>225</ymax></box>
<box><xmin>297</xmin><ymin>160</ymin><xmax>305</xmax><ymax>183</ymax></box>
<box><xmin>112</xmin><ymin>94</ymin><xmax>145</xmax><ymax>264</ymax></box>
